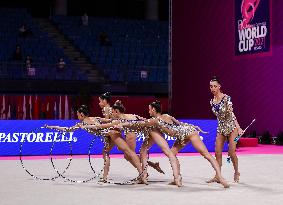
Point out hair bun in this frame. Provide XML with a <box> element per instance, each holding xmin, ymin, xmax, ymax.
<box><xmin>100</xmin><ymin>92</ymin><xmax>112</xmax><ymax>102</ymax></box>
<box><xmin>150</xmin><ymin>100</ymin><xmax>162</xmax><ymax>113</ymax></box>
<box><xmin>115</xmin><ymin>100</ymin><xmax>122</xmax><ymax>104</ymax></box>
<box><xmin>80</xmin><ymin>104</ymin><xmax>88</xmax><ymax>109</ymax></box>
<box><xmin>212</xmin><ymin>75</ymin><xmax>218</xmax><ymax>80</ymax></box>
<box><xmin>77</xmin><ymin>104</ymin><xmax>89</xmax><ymax>116</ymax></box>
<box><xmin>154</xmin><ymin>100</ymin><xmax>161</xmax><ymax>105</ymax></box>
<box><xmin>113</xmin><ymin>100</ymin><xmax>125</xmax><ymax>113</ymax></box>
<box><xmin>104</xmin><ymin>92</ymin><xmax>111</xmax><ymax>97</ymax></box>
<box><xmin>211</xmin><ymin>76</ymin><xmax>221</xmax><ymax>84</ymax></box>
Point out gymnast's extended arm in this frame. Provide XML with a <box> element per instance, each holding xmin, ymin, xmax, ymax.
<box><xmin>82</xmin><ymin>120</ymin><xmax>120</xmax><ymax>129</ymax></box>
<box><xmin>45</xmin><ymin>123</ymin><xmax>82</xmax><ymax>132</ymax></box>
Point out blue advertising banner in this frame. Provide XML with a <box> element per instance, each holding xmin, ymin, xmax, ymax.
<box><xmin>235</xmin><ymin>0</ymin><xmax>271</xmax><ymax>55</ymax></box>
<box><xmin>0</xmin><ymin>119</ymin><xmax>228</xmax><ymax>156</ymax></box>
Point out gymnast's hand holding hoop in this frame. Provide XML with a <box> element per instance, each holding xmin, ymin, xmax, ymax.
<box><xmin>234</xmin><ymin>119</ymin><xmax>256</xmax><ymax>142</ymax></box>
<box><xmin>237</xmin><ymin>127</ymin><xmax>244</xmax><ymax>136</ymax></box>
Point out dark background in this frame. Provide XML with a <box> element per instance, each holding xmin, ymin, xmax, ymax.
<box><xmin>171</xmin><ymin>0</ymin><xmax>283</xmax><ymax>135</ymax></box>
<box><xmin>0</xmin><ymin>0</ymin><xmax>169</xmax><ymax>20</ymax></box>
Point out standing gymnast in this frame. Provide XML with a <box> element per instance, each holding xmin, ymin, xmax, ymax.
<box><xmin>207</xmin><ymin>76</ymin><xmax>243</xmax><ymax>183</ymax></box>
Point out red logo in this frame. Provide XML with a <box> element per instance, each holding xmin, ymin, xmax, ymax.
<box><xmin>240</xmin><ymin>0</ymin><xmax>261</xmax><ymax>29</ymax></box>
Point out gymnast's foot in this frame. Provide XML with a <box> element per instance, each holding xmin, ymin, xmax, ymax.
<box><xmin>136</xmin><ymin>172</ymin><xmax>148</xmax><ymax>185</ymax></box>
<box><xmin>168</xmin><ymin>181</ymin><xmax>176</xmax><ymax>185</ymax></box>
<box><xmin>218</xmin><ymin>177</ymin><xmax>230</xmax><ymax>188</ymax></box>
<box><xmin>98</xmin><ymin>178</ymin><xmax>108</xmax><ymax>184</ymax></box>
<box><xmin>137</xmin><ymin>176</ymin><xmax>149</xmax><ymax>185</ymax></box>
<box><xmin>174</xmin><ymin>175</ymin><xmax>183</xmax><ymax>187</ymax></box>
<box><xmin>206</xmin><ymin>176</ymin><xmax>220</xmax><ymax>183</ymax></box>
<box><xmin>234</xmin><ymin>172</ymin><xmax>240</xmax><ymax>183</ymax></box>
<box><xmin>148</xmin><ymin>161</ymin><xmax>165</xmax><ymax>174</ymax></box>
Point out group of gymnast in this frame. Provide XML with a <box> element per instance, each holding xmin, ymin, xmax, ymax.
<box><xmin>46</xmin><ymin>76</ymin><xmax>243</xmax><ymax>188</ymax></box>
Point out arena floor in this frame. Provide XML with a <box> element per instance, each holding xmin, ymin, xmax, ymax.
<box><xmin>1</xmin><ymin>150</ymin><xmax>283</xmax><ymax>205</ymax></box>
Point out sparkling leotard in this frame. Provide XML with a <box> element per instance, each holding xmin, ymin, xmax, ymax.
<box><xmin>210</xmin><ymin>94</ymin><xmax>237</xmax><ymax>137</ymax></box>
<box><xmin>156</xmin><ymin>117</ymin><xmax>200</xmax><ymax>146</ymax></box>
<box><xmin>63</xmin><ymin>118</ymin><xmax>112</xmax><ymax>149</ymax></box>
<box><xmin>101</xmin><ymin>107</ymin><xmax>114</xmax><ymax>148</ymax></box>
<box><xmin>117</xmin><ymin>116</ymin><xmax>158</xmax><ymax>144</ymax></box>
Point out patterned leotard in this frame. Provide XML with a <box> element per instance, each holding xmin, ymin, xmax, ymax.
<box><xmin>156</xmin><ymin>117</ymin><xmax>200</xmax><ymax>146</ymax></box>
<box><xmin>210</xmin><ymin>94</ymin><xmax>237</xmax><ymax>137</ymax></box>
<box><xmin>63</xmin><ymin>118</ymin><xmax>112</xmax><ymax>149</ymax></box>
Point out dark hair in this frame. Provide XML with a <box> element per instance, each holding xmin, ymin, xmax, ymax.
<box><xmin>113</xmin><ymin>100</ymin><xmax>125</xmax><ymax>113</ymax></box>
<box><xmin>99</xmin><ymin>92</ymin><xmax>111</xmax><ymax>103</ymax></box>
<box><xmin>210</xmin><ymin>76</ymin><xmax>221</xmax><ymax>85</ymax></box>
<box><xmin>150</xmin><ymin>100</ymin><xmax>162</xmax><ymax>113</ymax></box>
<box><xmin>77</xmin><ymin>105</ymin><xmax>89</xmax><ymax>116</ymax></box>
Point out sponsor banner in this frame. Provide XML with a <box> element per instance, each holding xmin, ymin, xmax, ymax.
<box><xmin>0</xmin><ymin>120</ymin><xmax>228</xmax><ymax>156</ymax></box>
<box><xmin>235</xmin><ymin>0</ymin><xmax>271</xmax><ymax>55</ymax></box>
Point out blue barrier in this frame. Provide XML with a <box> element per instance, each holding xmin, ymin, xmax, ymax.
<box><xmin>0</xmin><ymin>119</ymin><xmax>228</xmax><ymax>156</ymax></box>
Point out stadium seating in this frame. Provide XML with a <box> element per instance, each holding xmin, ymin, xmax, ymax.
<box><xmin>52</xmin><ymin>16</ymin><xmax>168</xmax><ymax>83</ymax></box>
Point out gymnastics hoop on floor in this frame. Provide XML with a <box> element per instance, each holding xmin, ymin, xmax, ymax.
<box><xmin>20</xmin><ymin>127</ymin><xmax>73</xmax><ymax>181</ymax></box>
